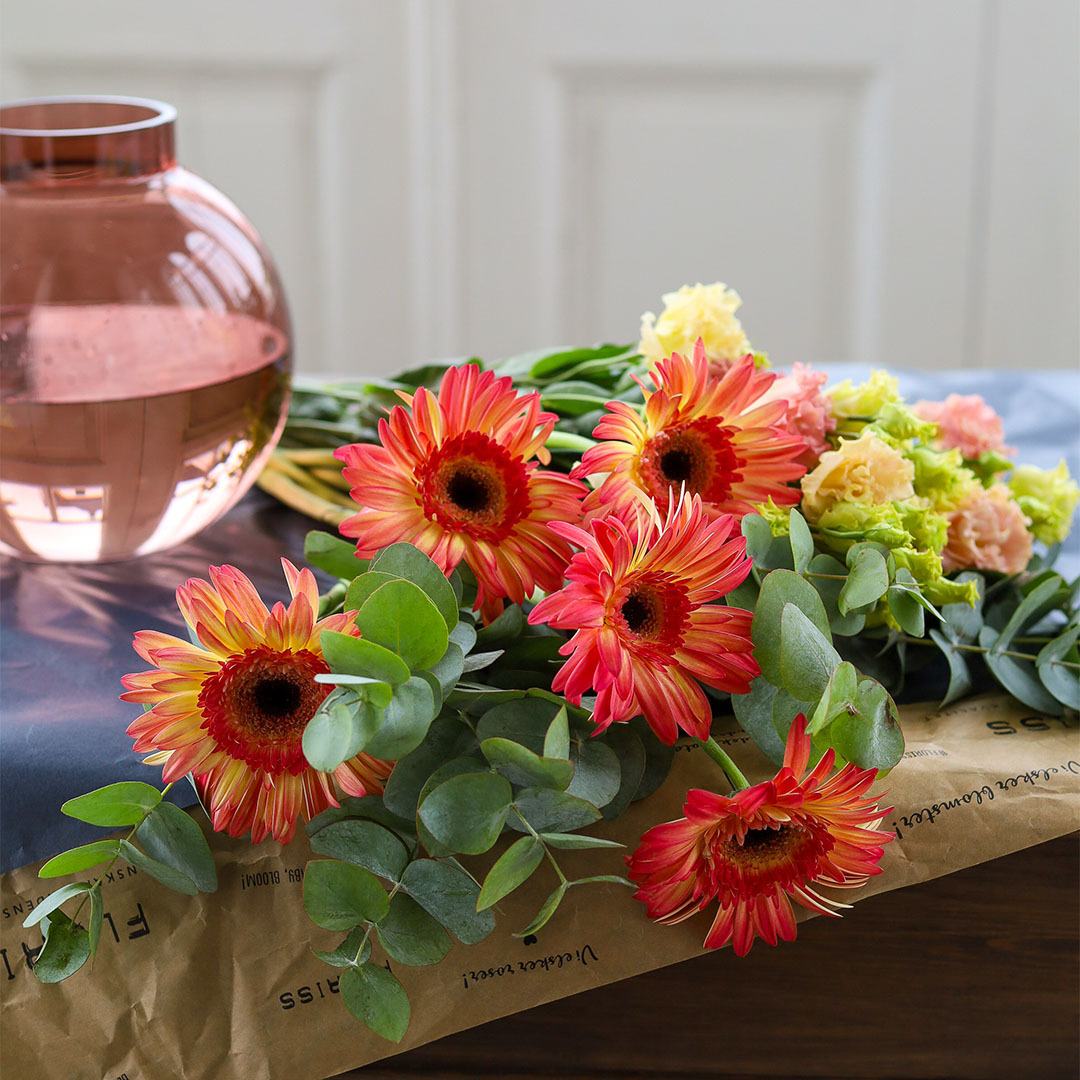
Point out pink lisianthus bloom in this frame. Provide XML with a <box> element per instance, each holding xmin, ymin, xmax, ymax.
<box><xmin>942</xmin><ymin>484</ymin><xmax>1032</xmax><ymax>575</ymax></box>
<box><xmin>756</xmin><ymin>363</ymin><xmax>837</xmax><ymax>467</ymax></box>
<box><xmin>912</xmin><ymin>394</ymin><xmax>1014</xmax><ymax>461</ymax></box>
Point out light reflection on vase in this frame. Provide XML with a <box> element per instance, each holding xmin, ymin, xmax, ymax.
<box><xmin>0</xmin><ymin>95</ymin><xmax>292</xmax><ymax>562</ymax></box>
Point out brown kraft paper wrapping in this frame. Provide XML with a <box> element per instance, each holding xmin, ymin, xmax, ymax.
<box><xmin>2</xmin><ymin>693</ymin><xmax>1078</xmax><ymax>1080</ymax></box>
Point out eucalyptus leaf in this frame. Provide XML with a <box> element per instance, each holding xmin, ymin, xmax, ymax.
<box><xmin>540</xmin><ymin>833</ymin><xmax>624</xmax><ymax>851</ymax></box>
<box><xmin>313</xmin><ymin>925</ymin><xmax>370</xmax><ymax>968</ymax></box>
<box><xmin>1036</xmin><ymin>626</ymin><xmax>1080</xmax><ymax>710</ymax></box>
<box><xmin>381</xmin><ymin>716</ymin><xmax>479</xmax><ymax>820</ymax></box>
<box><xmin>481</xmin><ymin>738</ymin><xmax>574</xmax><ymax>791</ymax></box>
<box><xmin>39</xmin><ymin>840</ymin><xmax>122</xmax><ymax>879</ymax></box>
<box><xmin>807</xmin><ymin>553</ymin><xmax>865</xmax><ymax>636</ymax></box>
<box><xmin>940</xmin><ymin>572</ymin><xmax>984</xmax><ymax>643</ymax></box>
<box><xmin>309</xmin><ymin>820</ymin><xmax>410</xmax><ymax>882</ymax></box>
<box><xmin>543</xmin><ymin>706</ymin><xmax>570</xmax><ymax>761</ymax></box>
<box><xmin>61</xmin><ymin>782</ymin><xmax>163</xmax><ymax>828</ymax></box>
<box><xmin>357</xmin><ymin>580</ymin><xmax>449</xmax><ymax>671</ymax></box>
<box><xmin>304</xmin><ymin>531</ymin><xmax>366</xmax><ymax>580</ymax></box>
<box><xmin>135</xmin><ymin>801</ymin><xmax>217</xmax><ymax>893</ymax></box>
<box><xmin>429</xmin><ymin>642</ymin><xmax>466</xmax><ymax>696</ymax></box>
<box><xmin>477</xmin><ymin>836</ymin><xmax>545</xmax><ymax>910</ymax></box>
<box><xmin>779</xmin><ymin>603</ymin><xmax>841</xmax><ymax>701</ymax></box>
<box><xmin>509</xmin><ymin>787</ymin><xmax>601</xmax><ymax>833</ymax></box>
<box><xmin>363</xmin><ymin>676</ymin><xmax>437</xmax><ymax>760</ymax></box>
<box><xmin>475</xmin><ymin>604</ymin><xmax>525</xmax><ymax>646</ymax></box>
<box><xmin>753</xmin><ymin>570</ymin><xmax>831</xmax><ymax>687</ymax></box>
<box><xmin>887</xmin><ymin>584</ymin><xmax>925</xmax><ymax>637</ymax></box>
<box><xmin>371</xmin><ymin>543</ymin><xmax>460</xmax><ymax>631</ymax></box>
<box><xmin>475</xmin><ymin>698</ymin><xmax>557</xmax><ymax>755</ymax></box>
<box><xmin>789</xmin><ymin>509</ymin><xmax>814</xmax><ymax>575</ymax></box>
<box><xmin>731</xmin><ymin>677</ymin><xmax>787</xmax><ymax>765</ymax></box>
<box><xmin>344</xmin><ymin>571</ymin><xmax>398</xmax><ymax>613</ymax></box>
<box><xmin>303</xmin><ymin>860</ymin><xmax>389</xmax><ymax>930</ymax></box>
<box><xmin>340</xmin><ymin>963</ymin><xmax>410</xmax><ymax>1043</ymax></box>
<box><xmin>375</xmin><ymin>892</ymin><xmax>452</xmax><ymax>966</ymax></box>
<box><xmin>839</xmin><ymin>546</ymin><xmax>890</xmax><ymax>614</ymax></box>
<box><xmin>828</xmin><ymin>680</ymin><xmax>905</xmax><ymax>771</ymax></box>
<box><xmin>599</xmin><ymin>725</ymin><xmax>646</xmax><ymax>822</ymax></box>
<box><xmin>515</xmin><ymin>882</ymin><xmax>567</xmax><ymax>938</ymax></box>
<box><xmin>321</xmin><ymin>630</ymin><xmax>410</xmax><ymax>686</ymax></box>
<box><xmin>33</xmin><ymin>912</ymin><xmax>91</xmax><ymax>984</ymax></box>
<box><xmin>449</xmin><ymin>619</ymin><xmax>477</xmax><ymax>654</ymax></box>
<box><xmin>21</xmin><ymin>883</ymin><xmax>91</xmax><ymax>928</ymax></box>
<box><xmin>629</xmin><ymin>716</ymin><xmax>676</xmax><ymax>800</ymax></box>
<box><xmin>399</xmin><ymin>858</ymin><xmax>495</xmax><ymax>944</ymax></box>
<box><xmin>929</xmin><ymin>628</ymin><xmax>973</xmax><ymax>707</ymax></box>
<box><xmin>979</xmin><ymin>627</ymin><xmax>1064</xmax><ymax>714</ymax></box>
<box><xmin>418</xmin><ymin>772</ymin><xmax>513</xmax><ymax>855</ymax></box>
<box><xmin>118</xmin><ymin>840</ymin><xmax>197</xmax><ymax>896</ymax></box>
<box><xmin>566</xmin><ymin>739</ymin><xmax>622</xmax><ymax>809</ymax></box>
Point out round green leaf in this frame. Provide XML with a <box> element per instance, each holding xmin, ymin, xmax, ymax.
<box><xmin>887</xmin><ymin>584</ymin><xmax>925</xmax><ymax>637</ymax></box>
<box><xmin>839</xmin><ymin>546</ymin><xmax>890</xmax><ymax>614</ymax></box>
<box><xmin>1037</xmin><ymin>626</ymin><xmax>1080</xmax><ymax>710</ymax></box>
<box><xmin>415</xmin><ymin>756</ymin><xmax>490</xmax><ymax>858</ymax></box>
<box><xmin>474</xmin><ymin>603</ymin><xmax>524</xmax><ymax>646</ymax></box>
<box><xmin>135</xmin><ymin>801</ymin><xmax>217</xmax><ymax>893</ymax></box>
<box><xmin>304</xmin><ymin>531</ymin><xmax>366</xmax><ymax>580</ymax></box>
<box><xmin>371</xmin><ymin>543</ymin><xmax>460</xmax><ymax>632</ymax></box>
<box><xmin>61</xmin><ymin>782</ymin><xmax>162</xmax><ymax>827</ymax></box>
<box><xmin>418</xmin><ymin>772</ymin><xmax>513</xmax><ymax>855</ymax></box>
<box><xmin>752</xmin><ymin>570</ymin><xmax>831</xmax><ymax>687</ymax></box>
<box><xmin>480</xmin><ymin>738</ymin><xmax>574</xmax><ymax>791</ymax></box>
<box><xmin>313</xmin><ymin>925</ymin><xmax>370</xmax><ymax>969</ymax></box>
<box><xmin>828</xmin><ymin>680</ymin><xmax>905</xmax><ymax>771</ymax></box>
<box><xmin>344</xmin><ymin>571</ymin><xmax>398</xmax><ymax>613</ymax></box>
<box><xmin>566</xmin><ymin>739</ymin><xmax>622</xmax><ymax>809</ymax></box>
<box><xmin>399</xmin><ymin>858</ymin><xmax>495</xmax><ymax>944</ymax></box>
<box><xmin>356</xmin><ymin>580</ymin><xmax>449</xmax><ymax>671</ymax></box>
<box><xmin>543</xmin><ymin>706</ymin><xmax>570</xmax><ymax>761</ymax></box>
<box><xmin>303</xmin><ymin>698</ymin><xmax>366</xmax><ymax>772</ymax></box>
<box><xmin>309</xmin><ymin>820</ymin><xmax>409</xmax><ymax>882</ymax></box>
<box><xmin>363</xmin><ymin>676</ymin><xmax>436</xmax><ymax>760</ymax></box>
<box><xmin>33</xmin><ymin>912</ymin><xmax>91</xmax><ymax>984</ymax></box>
<box><xmin>321</xmin><ymin>630</ymin><xmax>410</xmax><ymax>686</ymax></box>
<box><xmin>381</xmin><ymin>716</ymin><xmax>479</xmax><ymax>820</ymax></box>
<box><xmin>304</xmin><ymin>860</ymin><xmax>389</xmax><ymax>930</ymax></box>
<box><xmin>118</xmin><ymin>840</ymin><xmax>197</xmax><ymax>896</ymax></box>
<box><xmin>477</xmin><ymin>836</ymin><xmax>545</xmax><ymax>911</ymax></box>
<box><xmin>475</xmin><ymin>697</ymin><xmax>558</xmax><ymax>754</ymax></box>
<box><xmin>731</xmin><ymin>676</ymin><xmax>786</xmax><ymax>765</ymax></box>
<box><xmin>340</xmin><ymin>963</ymin><xmax>410</xmax><ymax>1043</ymax></box>
<box><xmin>429</xmin><ymin>642</ymin><xmax>466</xmax><ymax>696</ymax></box>
<box><xmin>509</xmin><ymin>787</ymin><xmax>602</xmax><ymax>833</ymax></box>
<box><xmin>599</xmin><ymin>725</ymin><xmax>646</xmax><ymax>822</ymax></box>
<box><xmin>779</xmin><ymin>602</ymin><xmax>841</xmax><ymax>702</ymax></box>
<box><xmin>375</xmin><ymin>892</ymin><xmax>452</xmax><ymax>966</ymax></box>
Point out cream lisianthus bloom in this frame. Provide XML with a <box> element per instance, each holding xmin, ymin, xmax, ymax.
<box><xmin>801</xmin><ymin>430</ymin><xmax>915</xmax><ymax>522</ymax></box>
<box><xmin>638</xmin><ymin>283</ymin><xmax>755</xmax><ymax>375</ymax></box>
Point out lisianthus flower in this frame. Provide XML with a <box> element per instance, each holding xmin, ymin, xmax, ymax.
<box><xmin>335</xmin><ymin>364</ymin><xmax>586</xmax><ymax>623</ymax></box>
<box><xmin>912</xmin><ymin>393</ymin><xmax>1014</xmax><ymax>461</ymax></box>
<box><xmin>527</xmin><ymin>494</ymin><xmax>758</xmax><ymax>744</ymax></box>
<box><xmin>827</xmin><ymin>370</ymin><xmax>901</xmax><ymax>429</ymax></box>
<box><xmin>942</xmin><ymin>484</ymin><xmax>1032</xmax><ymax>575</ymax></box>
<box><xmin>122</xmin><ymin>561</ymin><xmax>392</xmax><ymax>845</ymax></box>
<box><xmin>575</xmin><ymin>344</ymin><xmax>807</xmax><ymax>523</ymax></box>
<box><xmin>638</xmin><ymin>282</ymin><xmax>759</xmax><ymax>377</ymax></box>
<box><xmin>800</xmin><ymin>430</ymin><xmax>915</xmax><ymax>522</ymax></box>
<box><xmin>755</xmin><ymin>362</ymin><xmax>837</xmax><ymax>466</ymax></box>
<box><xmin>627</xmin><ymin>716</ymin><xmax>893</xmax><ymax>956</ymax></box>
<box><xmin>1008</xmin><ymin>461</ymin><xmax>1080</xmax><ymax>545</ymax></box>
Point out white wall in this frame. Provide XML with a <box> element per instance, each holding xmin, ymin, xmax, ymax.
<box><xmin>2</xmin><ymin>0</ymin><xmax>1077</xmax><ymax>375</ymax></box>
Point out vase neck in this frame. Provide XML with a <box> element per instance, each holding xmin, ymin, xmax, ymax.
<box><xmin>0</xmin><ymin>96</ymin><xmax>177</xmax><ymax>183</ymax></box>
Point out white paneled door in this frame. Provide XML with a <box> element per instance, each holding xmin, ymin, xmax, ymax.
<box><xmin>2</xmin><ymin>0</ymin><xmax>1077</xmax><ymax>374</ymax></box>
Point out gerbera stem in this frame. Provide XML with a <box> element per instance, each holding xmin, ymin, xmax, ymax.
<box><xmin>698</xmin><ymin>737</ymin><xmax>751</xmax><ymax>792</ymax></box>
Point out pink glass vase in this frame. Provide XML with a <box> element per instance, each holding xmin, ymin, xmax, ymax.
<box><xmin>0</xmin><ymin>95</ymin><xmax>292</xmax><ymax>562</ymax></box>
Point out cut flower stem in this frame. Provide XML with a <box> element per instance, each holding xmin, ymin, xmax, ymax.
<box><xmin>698</xmin><ymin>736</ymin><xmax>750</xmax><ymax>791</ymax></box>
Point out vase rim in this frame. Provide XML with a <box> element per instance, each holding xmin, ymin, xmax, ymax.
<box><xmin>0</xmin><ymin>95</ymin><xmax>178</xmax><ymax>138</ymax></box>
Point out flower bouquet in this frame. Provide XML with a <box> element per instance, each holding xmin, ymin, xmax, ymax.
<box><xmin>19</xmin><ymin>284</ymin><xmax>1079</xmax><ymax>1056</ymax></box>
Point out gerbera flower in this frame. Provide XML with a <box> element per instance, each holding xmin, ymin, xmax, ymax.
<box><xmin>121</xmin><ymin>561</ymin><xmax>392</xmax><ymax>845</ymax></box>
<box><xmin>575</xmin><ymin>342</ymin><xmax>807</xmax><ymax>522</ymax></box>
<box><xmin>336</xmin><ymin>364</ymin><xmax>586</xmax><ymax>623</ymax></box>
<box><xmin>627</xmin><ymin>716</ymin><xmax>893</xmax><ymax>956</ymax></box>
<box><xmin>527</xmin><ymin>494</ymin><xmax>758</xmax><ymax>744</ymax></box>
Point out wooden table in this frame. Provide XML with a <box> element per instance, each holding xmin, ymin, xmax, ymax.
<box><xmin>341</xmin><ymin>835</ymin><xmax>1078</xmax><ymax>1079</ymax></box>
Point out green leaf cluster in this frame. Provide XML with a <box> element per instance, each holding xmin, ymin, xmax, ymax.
<box><xmin>26</xmin><ymin>783</ymin><xmax>217</xmax><ymax>983</ymax></box>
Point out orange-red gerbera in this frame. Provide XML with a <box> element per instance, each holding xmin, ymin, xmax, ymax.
<box><xmin>336</xmin><ymin>364</ymin><xmax>586</xmax><ymax>623</ymax></box>
<box><xmin>527</xmin><ymin>493</ymin><xmax>758</xmax><ymax>744</ymax></box>
<box><xmin>575</xmin><ymin>341</ymin><xmax>808</xmax><ymax>522</ymax></box>
<box><xmin>121</xmin><ymin>560</ymin><xmax>392</xmax><ymax>845</ymax></box>
<box><xmin>627</xmin><ymin>716</ymin><xmax>893</xmax><ymax>956</ymax></box>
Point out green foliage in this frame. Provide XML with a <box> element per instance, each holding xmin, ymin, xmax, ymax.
<box><xmin>481</xmin><ymin>738</ymin><xmax>574</xmax><ymax>790</ymax></box>
<box><xmin>33</xmin><ymin>912</ymin><xmax>92</xmax><ymax>984</ymax></box>
<box><xmin>61</xmin><ymin>782</ymin><xmax>162</xmax><ymax>827</ymax></box>
<box><xmin>399</xmin><ymin>859</ymin><xmax>494</xmax><ymax>944</ymax></box>
<box><xmin>309</xmin><ymin>820</ymin><xmax>410</xmax><ymax>882</ymax></box>
<box><xmin>477</xmin><ymin>836</ymin><xmax>546</xmax><ymax>910</ymax></box>
<box><xmin>370</xmin><ymin>543</ymin><xmax>460</xmax><ymax>631</ymax></box>
<box><xmin>340</xmin><ymin>964</ymin><xmax>410</xmax><ymax>1042</ymax></box>
<box><xmin>418</xmin><ymin>773</ymin><xmax>514</xmax><ymax>855</ymax></box>
<box><xmin>375</xmin><ymin>893</ymin><xmax>452</xmax><ymax>966</ymax></box>
<box><xmin>303</xmin><ymin>861</ymin><xmax>389</xmax><ymax>930</ymax></box>
<box><xmin>135</xmin><ymin>801</ymin><xmax>217</xmax><ymax>893</ymax></box>
<box><xmin>355</xmin><ymin>580</ymin><xmax>448</xmax><ymax>671</ymax></box>
<box><xmin>304</xmin><ymin>531</ymin><xmax>366</xmax><ymax>579</ymax></box>
<box><xmin>321</xmin><ymin>630</ymin><xmax>410</xmax><ymax>686</ymax></box>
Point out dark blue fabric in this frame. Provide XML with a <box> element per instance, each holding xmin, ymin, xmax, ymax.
<box><xmin>2</xmin><ymin>368</ymin><xmax>1077</xmax><ymax>872</ymax></box>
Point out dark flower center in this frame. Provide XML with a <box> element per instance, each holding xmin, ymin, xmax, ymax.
<box><xmin>659</xmin><ymin>448</ymin><xmax>693</xmax><ymax>484</ymax></box>
<box><xmin>254</xmin><ymin>676</ymin><xmax>303</xmax><ymax>719</ymax></box>
<box><xmin>621</xmin><ymin>594</ymin><xmax>652</xmax><ymax>634</ymax></box>
<box><xmin>740</xmin><ymin>826</ymin><xmax>792</xmax><ymax>853</ymax></box>
<box><xmin>638</xmin><ymin>417</ymin><xmax>741</xmax><ymax>504</ymax></box>
<box><xmin>615</xmin><ymin>575</ymin><xmax>692</xmax><ymax>652</ymax></box>
<box><xmin>198</xmin><ymin>645</ymin><xmax>332</xmax><ymax>775</ymax></box>
<box><xmin>447</xmin><ymin>469</ymin><xmax>492</xmax><ymax>513</ymax></box>
<box><xmin>419</xmin><ymin>431</ymin><xmax>531</xmax><ymax>541</ymax></box>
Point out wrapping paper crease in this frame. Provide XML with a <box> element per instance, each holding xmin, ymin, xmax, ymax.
<box><xmin>2</xmin><ymin>693</ymin><xmax>1077</xmax><ymax>1080</ymax></box>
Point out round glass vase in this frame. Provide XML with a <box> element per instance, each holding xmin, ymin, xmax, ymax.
<box><xmin>0</xmin><ymin>95</ymin><xmax>292</xmax><ymax>562</ymax></box>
